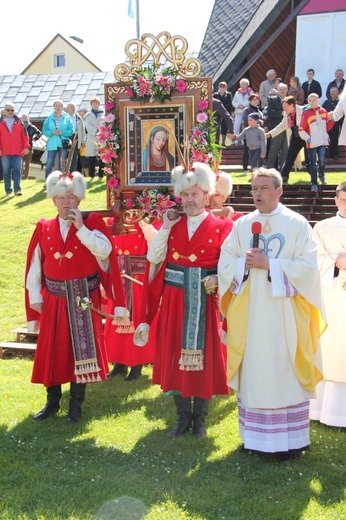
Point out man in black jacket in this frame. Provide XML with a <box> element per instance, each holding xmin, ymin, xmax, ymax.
<box><xmin>322</xmin><ymin>87</ymin><xmax>343</xmax><ymax>159</ymax></box>
<box><xmin>213</xmin><ymin>82</ymin><xmax>233</xmax><ymax>145</ymax></box>
<box><xmin>326</xmin><ymin>69</ymin><xmax>345</xmax><ymax>100</ymax></box>
<box><xmin>266</xmin><ymin>83</ymin><xmax>288</xmax><ymax>169</ymax></box>
<box><xmin>21</xmin><ymin>114</ymin><xmax>42</xmax><ymax>179</ymax></box>
<box><xmin>302</xmin><ymin>69</ymin><xmax>322</xmax><ymax>104</ymax></box>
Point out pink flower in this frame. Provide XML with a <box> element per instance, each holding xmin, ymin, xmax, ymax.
<box><xmin>137</xmin><ymin>75</ymin><xmax>152</xmax><ymax>96</ymax></box>
<box><xmin>104</xmin><ymin>167</ymin><xmax>113</xmax><ymax>175</ymax></box>
<box><xmin>126</xmin><ymin>86</ymin><xmax>135</xmax><ymax>98</ymax></box>
<box><xmin>175</xmin><ymin>196</ymin><xmax>182</xmax><ymax>204</ymax></box>
<box><xmin>104</xmin><ymin>113</ymin><xmax>115</xmax><ymax>123</ymax></box>
<box><xmin>138</xmin><ymin>191</ymin><xmax>152</xmax><ymax>211</ymax></box>
<box><xmin>100</xmin><ymin>147</ymin><xmax>118</xmax><ymax>163</ymax></box>
<box><xmin>196</xmin><ymin>112</ymin><xmax>208</xmax><ymax>124</ymax></box>
<box><xmin>156</xmin><ymin>75</ymin><xmax>170</xmax><ymax>88</ymax></box>
<box><xmin>198</xmin><ymin>99</ymin><xmax>209</xmax><ymax>111</ymax></box>
<box><xmin>107</xmin><ymin>177</ymin><xmax>119</xmax><ymax>188</ymax></box>
<box><xmin>96</xmin><ymin>124</ymin><xmax>114</xmax><ymax>143</ymax></box>
<box><xmin>126</xmin><ymin>198</ymin><xmax>133</xmax><ymax>209</ymax></box>
<box><xmin>176</xmin><ymin>79</ymin><xmax>187</xmax><ymax>92</ymax></box>
<box><xmin>105</xmin><ymin>101</ymin><xmax>114</xmax><ymax>111</ymax></box>
<box><xmin>191</xmin><ymin>149</ymin><xmax>209</xmax><ymax>163</ymax></box>
<box><xmin>155</xmin><ymin>193</ymin><xmax>176</xmax><ymax>216</ymax></box>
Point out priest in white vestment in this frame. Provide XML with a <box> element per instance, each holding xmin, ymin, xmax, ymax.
<box><xmin>310</xmin><ymin>181</ymin><xmax>346</xmax><ymax>427</ymax></box>
<box><xmin>218</xmin><ymin>168</ymin><xmax>326</xmax><ymax>456</ymax></box>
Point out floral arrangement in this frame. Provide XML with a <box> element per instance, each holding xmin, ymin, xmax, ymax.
<box><xmin>189</xmin><ymin>97</ymin><xmax>221</xmax><ymax>168</ymax></box>
<box><xmin>122</xmin><ymin>187</ymin><xmax>177</xmax><ymax>221</ymax></box>
<box><xmin>125</xmin><ymin>64</ymin><xmax>187</xmax><ymax>103</ymax></box>
<box><xmin>95</xmin><ymin>100</ymin><xmax>122</xmax><ymax>188</ymax></box>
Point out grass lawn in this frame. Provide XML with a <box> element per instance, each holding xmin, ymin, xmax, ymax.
<box><xmin>0</xmin><ymin>175</ymin><xmax>345</xmax><ymax>520</ymax></box>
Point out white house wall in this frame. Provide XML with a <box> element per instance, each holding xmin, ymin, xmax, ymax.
<box><xmin>296</xmin><ymin>11</ymin><xmax>346</xmax><ymax>102</ymax></box>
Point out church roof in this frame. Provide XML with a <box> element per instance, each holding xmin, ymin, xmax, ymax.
<box><xmin>0</xmin><ymin>71</ymin><xmax>114</xmax><ymax>121</ymax></box>
<box><xmin>198</xmin><ymin>0</ymin><xmax>308</xmax><ymax>91</ymax></box>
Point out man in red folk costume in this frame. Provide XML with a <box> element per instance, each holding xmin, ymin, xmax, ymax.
<box><xmin>104</xmin><ymin>219</ymin><xmax>159</xmax><ymax>381</ymax></box>
<box><xmin>135</xmin><ymin>162</ymin><xmax>233</xmax><ymax>438</ymax></box>
<box><xmin>25</xmin><ymin>171</ymin><xmax>127</xmax><ymax>423</ymax></box>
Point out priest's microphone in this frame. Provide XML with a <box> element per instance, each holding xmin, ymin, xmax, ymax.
<box><xmin>251</xmin><ymin>221</ymin><xmax>262</xmax><ymax>248</ymax></box>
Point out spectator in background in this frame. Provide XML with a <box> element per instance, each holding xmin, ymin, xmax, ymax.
<box><xmin>241</xmin><ymin>93</ymin><xmax>264</xmax><ymax>175</ymax></box>
<box><xmin>299</xmin><ymin>93</ymin><xmax>334</xmax><ymax>191</ymax></box>
<box><xmin>229</xmin><ymin>113</ymin><xmax>266</xmax><ymax>172</ymax></box>
<box><xmin>0</xmin><ymin>103</ymin><xmax>29</xmax><ymax>196</ymax></box>
<box><xmin>288</xmin><ymin>76</ymin><xmax>305</xmax><ymax>105</ymax></box>
<box><xmin>77</xmin><ymin>108</ymin><xmax>89</xmax><ymax>175</ymax></box>
<box><xmin>212</xmin><ymin>98</ymin><xmax>234</xmax><ymax>145</ymax></box>
<box><xmin>42</xmin><ymin>100</ymin><xmax>73</xmax><ymax>183</ymax></box>
<box><xmin>327</xmin><ymin>83</ymin><xmax>346</xmax><ymax>150</ymax></box>
<box><xmin>0</xmin><ymin>108</ymin><xmax>6</xmax><ymax>181</ymax></box>
<box><xmin>259</xmin><ymin>69</ymin><xmax>276</xmax><ymax>109</ymax></box>
<box><xmin>213</xmin><ymin>81</ymin><xmax>233</xmax><ymax>146</ymax></box>
<box><xmin>232</xmin><ymin>78</ymin><xmax>253</xmax><ymax>143</ymax></box>
<box><xmin>84</xmin><ymin>97</ymin><xmax>104</xmax><ymax>181</ymax></box>
<box><xmin>66</xmin><ymin>103</ymin><xmax>85</xmax><ymax>172</ymax></box>
<box><xmin>326</xmin><ymin>69</ymin><xmax>345</xmax><ymax>99</ymax></box>
<box><xmin>302</xmin><ymin>69</ymin><xmax>322</xmax><ymax>103</ymax></box>
<box><xmin>266</xmin><ymin>96</ymin><xmax>309</xmax><ymax>183</ymax></box>
<box><xmin>323</xmin><ymin>87</ymin><xmax>343</xmax><ymax>160</ymax></box>
<box><xmin>21</xmin><ymin>114</ymin><xmax>42</xmax><ymax>179</ymax></box>
<box><xmin>266</xmin><ymin>83</ymin><xmax>288</xmax><ymax>170</ymax></box>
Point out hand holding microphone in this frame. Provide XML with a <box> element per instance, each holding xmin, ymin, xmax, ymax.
<box><xmin>245</xmin><ymin>222</ymin><xmax>269</xmax><ymax>271</ymax></box>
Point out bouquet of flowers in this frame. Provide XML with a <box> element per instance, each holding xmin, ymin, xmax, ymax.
<box><xmin>137</xmin><ymin>187</ymin><xmax>177</xmax><ymax>220</ymax></box>
<box><xmin>95</xmin><ymin>100</ymin><xmax>122</xmax><ymax>187</ymax></box>
<box><xmin>189</xmin><ymin>98</ymin><xmax>221</xmax><ymax>168</ymax></box>
<box><xmin>125</xmin><ymin>64</ymin><xmax>187</xmax><ymax>103</ymax></box>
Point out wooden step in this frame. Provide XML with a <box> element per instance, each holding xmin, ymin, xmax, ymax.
<box><xmin>10</xmin><ymin>328</ymin><xmax>39</xmax><ymax>342</ymax></box>
<box><xmin>0</xmin><ymin>342</ymin><xmax>36</xmax><ymax>359</ymax></box>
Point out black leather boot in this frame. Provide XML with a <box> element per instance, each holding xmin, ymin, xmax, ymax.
<box><xmin>192</xmin><ymin>397</ymin><xmax>209</xmax><ymax>438</ymax></box>
<box><xmin>167</xmin><ymin>395</ymin><xmax>192</xmax><ymax>438</ymax></box>
<box><xmin>107</xmin><ymin>363</ymin><xmax>128</xmax><ymax>378</ymax></box>
<box><xmin>125</xmin><ymin>364</ymin><xmax>142</xmax><ymax>381</ymax></box>
<box><xmin>67</xmin><ymin>382</ymin><xmax>86</xmax><ymax>424</ymax></box>
<box><xmin>33</xmin><ymin>385</ymin><xmax>62</xmax><ymax>420</ymax></box>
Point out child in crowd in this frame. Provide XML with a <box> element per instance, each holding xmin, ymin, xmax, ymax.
<box><xmin>299</xmin><ymin>93</ymin><xmax>334</xmax><ymax>191</ymax></box>
<box><xmin>230</xmin><ymin>113</ymin><xmax>266</xmax><ymax>171</ymax></box>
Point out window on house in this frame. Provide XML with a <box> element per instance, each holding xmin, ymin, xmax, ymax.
<box><xmin>54</xmin><ymin>54</ymin><xmax>65</xmax><ymax>68</ymax></box>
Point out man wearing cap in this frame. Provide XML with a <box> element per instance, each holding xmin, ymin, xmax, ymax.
<box><xmin>134</xmin><ymin>163</ymin><xmax>232</xmax><ymax>438</ymax></box>
<box><xmin>25</xmin><ymin>171</ymin><xmax>127</xmax><ymax>423</ymax></box>
<box><xmin>218</xmin><ymin>167</ymin><xmax>326</xmax><ymax>458</ymax></box>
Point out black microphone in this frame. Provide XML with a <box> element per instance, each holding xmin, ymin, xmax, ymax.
<box><xmin>251</xmin><ymin>221</ymin><xmax>262</xmax><ymax>248</ymax></box>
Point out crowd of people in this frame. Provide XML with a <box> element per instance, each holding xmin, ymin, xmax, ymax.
<box><xmin>213</xmin><ymin>68</ymin><xmax>346</xmax><ymax>191</ymax></box>
<box><xmin>1</xmin><ymin>66</ymin><xmax>345</xmax><ymax>460</ymax></box>
<box><xmin>0</xmin><ymin>97</ymin><xmax>105</xmax><ymax>196</ymax></box>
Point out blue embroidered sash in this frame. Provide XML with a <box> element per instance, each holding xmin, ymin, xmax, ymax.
<box><xmin>164</xmin><ymin>263</ymin><xmax>216</xmax><ymax>371</ymax></box>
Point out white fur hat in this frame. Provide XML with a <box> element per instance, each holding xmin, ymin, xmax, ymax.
<box><xmin>215</xmin><ymin>170</ymin><xmax>233</xmax><ymax>197</ymax></box>
<box><xmin>46</xmin><ymin>171</ymin><xmax>86</xmax><ymax>200</ymax></box>
<box><xmin>171</xmin><ymin>162</ymin><xmax>215</xmax><ymax>197</ymax></box>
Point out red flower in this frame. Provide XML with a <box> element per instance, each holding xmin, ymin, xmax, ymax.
<box><xmin>155</xmin><ymin>193</ymin><xmax>176</xmax><ymax>216</ymax></box>
<box><xmin>198</xmin><ymin>99</ymin><xmax>209</xmax><ymax>111</ymax></box>
<box><xmin>176</xmin><ymin>79</ymin><xmax>187</xmax><ymax>92</ymax></box>
<box><xmin>126</xmin><ymin>86</ymin><xmax>135</xmax><ymax>98</ymax></box>
<box><xmin>107</xmin><ymin>177</ymin><xmax>119</xmax><ymax>188</ymax></box>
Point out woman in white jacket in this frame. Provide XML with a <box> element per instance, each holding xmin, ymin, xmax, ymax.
<box><xmin>232</xmin><ymin>78</ymin><xmax>253</xmax><ymax>142</ymax></box>
<box><xmin>84</xmin><ymin>97</ymin><xmax>104</xmax><ymax>181</ymax></box>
